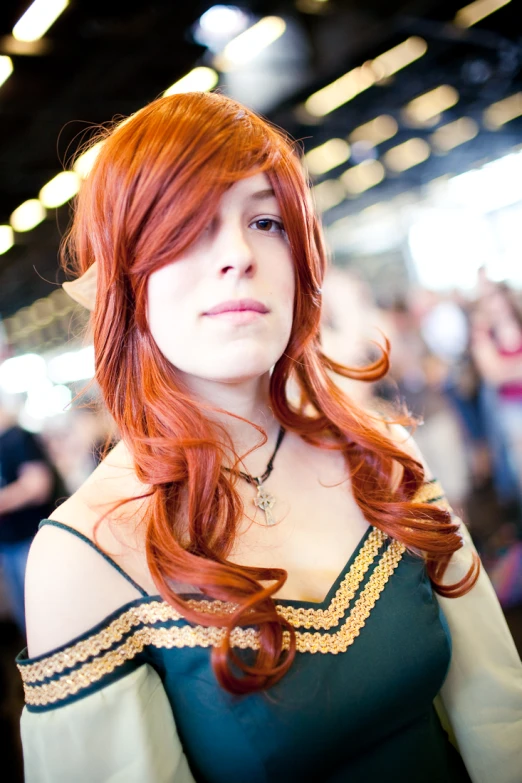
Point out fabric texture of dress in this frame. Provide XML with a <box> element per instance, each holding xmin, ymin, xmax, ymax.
<box><xmin>17</xmin><ymin>480</ymin><xmax>522</xmax><ymax>782</ymax></box>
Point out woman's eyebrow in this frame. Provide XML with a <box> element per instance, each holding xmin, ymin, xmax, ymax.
<box><xmin>248</xmin><ymin>188</ymin><xmax>276</xmax><ymax>201</ymax></box>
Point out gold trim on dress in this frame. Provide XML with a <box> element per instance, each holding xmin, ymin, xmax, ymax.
<box><xmin>191</xmin><ymin>527</ymin><xmax>386</xmax><ymax>630</ymax></box>
<box><xmin>19</xmin><ymin>602</ymin><xmax>183</xmax><ymax>685</ymax></box>
<box><xmin>20</xmin><ymin>527</ymin><xmax>389</xmax><ymax>686</ymax></box>
<box><xmin>411</xmin><ymin>480</ymin><xmax>445</xmax><ymax>505</ymax></box>
<box><xmin>21</xmin><ymin>538</ymin><xmax>405</xmax><ymax>707</ymax></box>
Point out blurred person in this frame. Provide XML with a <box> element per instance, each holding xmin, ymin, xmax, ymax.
<box><xmin>465</xmin><ymin>271</ymin><xmax>521</xmax><ymax>515</ymax></box>
<box><xmin>419</xmin><ymin>293</ymin><xmax>470</xmax><ymax>376</ymax></box>
<box><xmin>471</xmin><ymin>283</ymin><xmax>522</xmax><ymax>607</ymax></box>
<box><xmin>0</xmin><ymin>401</ymin><xmax>63</xmax><ymax>635</ymax></box>
<box><xmin>383</xmin><ymin>295</ymin><xmax>470</xmax><ymax>509</ymax></box>
<box><xmin>471</xmin><ymin>283</ymin><xmax>522</xmax><ymax>507</ymax></box>
<box><xmin>16</xmin><ymin>93</ymin><xmax>522</xmax><ymax>783</ymax></box>
<box><xmin>420</xmin><ymin>293</ymin><xmax>489</xmax><ymax>496</ymax></box>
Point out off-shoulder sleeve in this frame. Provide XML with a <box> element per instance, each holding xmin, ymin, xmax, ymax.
<box><xmin>419</xmin><ymin>480</ymin><xmax>522</xmax><ymax>783</ymax></box>
<box><xmin>20</xmin><ymin>663</ymin><xmax>196</xmax><ymax>783</ymax></box>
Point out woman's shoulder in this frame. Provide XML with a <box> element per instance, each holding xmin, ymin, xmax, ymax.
<box><xmin>25</xmin><ymin>441</ymin><xmax>151</xmax><ymax>658</ymax></box>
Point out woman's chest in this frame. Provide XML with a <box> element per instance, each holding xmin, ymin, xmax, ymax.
<box><xmin>229</xmin><ymin>467</ymin><xmax>370</xmax><ymax>602</ymax></box>
<box><xmin>90</xmin><ymin>447</ymin><xmax>372</xmax><ymax>602</ymax></box>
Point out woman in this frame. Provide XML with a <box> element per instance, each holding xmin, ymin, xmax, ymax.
<box><xmin>18</xmin><ymin>92</ymin><xmax>521</xmax><ymax>782</ymax></box>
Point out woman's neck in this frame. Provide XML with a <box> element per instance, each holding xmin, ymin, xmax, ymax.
<box><xmin>178</xmin><ymin>371</ymin><xmax>280</xmax><ymax>460</ymax></box>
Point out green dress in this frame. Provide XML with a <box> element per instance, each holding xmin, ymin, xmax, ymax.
<box><xmin>17</xmin><ymin>479</ymin><xmax>471</xmax><ymax>782</ymax></box>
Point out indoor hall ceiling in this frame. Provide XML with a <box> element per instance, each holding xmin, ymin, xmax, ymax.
<box><xmin>0</xmin><ymin>0</ymin><xmax>521</xmax><ymax>319</ymax></box>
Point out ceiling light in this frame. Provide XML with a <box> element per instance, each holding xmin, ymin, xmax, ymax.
<box><xmin>484</xmin><ymin>92</ymin><xmax>522</xmax><ymax>129</ymax></box>
<box><xmin>216</xmin><ymin>16</ymin><xmax>286</xmax><ymax>69</ymax></box>
<box><xmin>199</xmin><ymin>5</ymin><xmax>248</xmax><ymax>35</ymax></box>
<box><xmin>312</xmin><ymin>179</ymin><xmax>345</xmax><ymax>212</ymax></box>
<box><xmin>295</xmin><ymin>0</ymin><xmax>331</xmax><ymax>14</ymax></box>
<box><xmin>454</xmin><ymin>0</ymin><xmax>511</xmax><ymax>28</ymax></box>
<box><xmin>305</xmin><ymin>63</ymin><xmax>376</xmax><ymax>117</ymax></box>
<box><xmin>10</xmin><ymin>199</ymin><xmax>46</xmax><ymax>232</ymax></box>
<box><xmin>431</xmin><ymin>117</ymin><xmax>479</xmax><ymax>151</ymax></box>
<box><xmin>384</xmin><ymin>138</ymin><xmax>431</xmax><ymax>172</ymax></box>
<box><xmin>39</xmin><ymin>171</ymin><xmax>81</xmax><ymax>208</ymax></box>
<box><xmin>304</xmin><ymin>37</ymin><xmax>427</xmax><ymax>118</ymax></box>
<box><xmin>73</xmin><ymin>141</ymin><xmax>104</xmax><ymax>179</ymax></box>
<box><xmin>0</xmin><ymin>225</ymin><xmax>14</xmax><ymax>254</ymax></box>
<box><xmin>341</xmin><ymin>160</ymin><xmax>385</xmax><ymax>194</ymax></box>
<box><xmin>403</xmin><ymin>85</ymin><xmax>459</xmax><ymax>125</ymax></box>
<box><xmin>371</xmin><ymin>36</ymin><xmax>428</xmax><ymax>81</ymax></box>
<box><xmin>13</xmin><ymin>0</ymin><xmax>69</xmax><ymax>43</ymax></box>
<box><xmin>0</xmin><ymin>35</ymin><xmax>48</xmax><ymax>56</ymax></box>
<box><xmin>0</xmin><ymin>55</ymin><xmax>13</xmax><ymax>89</ymax></box>
<box><xmin>163</xmin><ymin>67</ymin><xmax>219</xmax><ymax>96</ymax></box>
<box><xmin>305</xmin><ymin>138</ymin><xmax>351</xmax><ymax>176</ymax></box>
<box><xmin>194</xmin><ymin>5</ymin><xmax>250</xmax><ymax>50</ymax></box>
<box><xmin>349</xmin><ymin>115</ymin><xmax>398</xmax><ymax>144</ymax></box>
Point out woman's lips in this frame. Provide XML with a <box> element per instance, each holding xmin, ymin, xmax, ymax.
<box><xmin>203</xmin><ymin>299</ymin><xmax>270</xmax><ymax>326</ymax></box>
<box><xmin>204</xmin><ymin>298</ymin><xmax>269</xmax><ymax>316</ymax></box>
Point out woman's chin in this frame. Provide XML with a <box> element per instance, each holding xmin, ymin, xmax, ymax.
<box><xmin>209</xmin><ymin>364</ymin><xmax>272</xmax><ymax>385</ymax></box>
<box><xmin>193</xmin><ymin>357</ymin><xmax>275</xmax><ymax>385</ymax></box>
<box><xmin>169</xmin><ymin>344</ymin><xmax>287</xmax><ymax>387</ymax></box>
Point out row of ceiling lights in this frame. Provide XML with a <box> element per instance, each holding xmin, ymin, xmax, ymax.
<box><xmin>306</xmin><ymin>86</ymin><xmax>522</xmax><ymax>212</ymax></box>
<box><xmin>0</xmin><ymin>0</ymin><xmax>515</xmax><ymax>257</ymax></box>
<box><xmin>301</xmin><ymin>0</ymin><xmax>516</xmax><ymax>209</ymax></box>
<box><xmin>0</xmin><ymin>0</ymin><xmax>68</xmax><ymax>94</ymax></box>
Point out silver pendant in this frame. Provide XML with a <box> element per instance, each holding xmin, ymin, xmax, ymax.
<box><xmin>253</xmin><ymin>480</ymin><xmax>277</xmax><ymax>526</ymax></box>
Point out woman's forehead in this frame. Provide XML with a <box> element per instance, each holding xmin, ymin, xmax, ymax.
<box><xmin>222</xmin><ymin>172</ymin><xmax>276</xmax><ymax>204</ymax></box>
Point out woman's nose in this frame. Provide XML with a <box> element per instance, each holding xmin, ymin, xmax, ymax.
<box><xmin>216</xmin><ymin>224</ymin><xmax>256</xmax><ymax>278</ymax></box>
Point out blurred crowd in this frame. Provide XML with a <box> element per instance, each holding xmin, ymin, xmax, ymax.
<box><xmin>323</xmin><ymin>266</ymin><xmax>522</xmax><ymax>608</ymax></box>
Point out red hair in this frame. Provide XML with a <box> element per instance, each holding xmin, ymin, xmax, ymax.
<box><xmin>64</xmin><ymin>92</ymin><xmax>478</xmax><ymax>694</ymax></box>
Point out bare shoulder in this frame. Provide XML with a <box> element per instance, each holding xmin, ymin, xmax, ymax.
<box><xmin>25</xmin><ymin>441</ymin><xmax>150</xmax><ymax>659</ymax></box>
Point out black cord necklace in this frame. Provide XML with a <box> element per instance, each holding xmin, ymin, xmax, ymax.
<box><xmin>223</xmin><ymin>425</ymin><xmax>286</xmax><ymax>526</ymax></box>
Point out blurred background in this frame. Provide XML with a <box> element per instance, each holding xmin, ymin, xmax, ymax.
<box><xmin>1</xmin><ymin>1</ymin><xmax>522</xmax><ymax>778</ymax></box>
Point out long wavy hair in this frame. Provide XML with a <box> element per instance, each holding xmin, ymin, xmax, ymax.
<box><xmin>64</xmin><ymin>91</ymin><xmax>478</xmax><ymax>694</ymax></box>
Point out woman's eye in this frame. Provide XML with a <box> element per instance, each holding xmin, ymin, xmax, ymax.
<box><xmin>251</xmin><ymin>218</ymin><xmax>285</xmax><ymax>234</ymax></box>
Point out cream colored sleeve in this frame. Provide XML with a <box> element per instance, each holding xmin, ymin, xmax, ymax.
<box><xmin>21</xmin><ymin>664</ymin><xmax>197</xmax><ymax>783</ymax></box>
<box><xmin>436</xmin><ymin>524</ymin><xmax>522</xmax><ymax>783</ymax></box>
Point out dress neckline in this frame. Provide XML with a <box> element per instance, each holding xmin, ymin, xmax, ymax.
<box><xmin>241</xmin><ymin>524</ymin><xmax>373</xmax><ymax>608</ymax></box>
<box><xmin>143</xmin><ymin>524</ymin><xmax>374</xmax><ymax>608</ymax></box>
<box><xmin>20</xmin><ymin>524</ymin><xmax>384</xmax><ymax>665</ymax></box>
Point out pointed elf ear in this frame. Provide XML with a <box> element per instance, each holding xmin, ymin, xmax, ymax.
<box><xmin>62</xmin><ymin>262</ymin><xmax>97</xmax><ymax>311</ymax></box>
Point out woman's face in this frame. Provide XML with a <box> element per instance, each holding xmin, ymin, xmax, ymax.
<box><xmin>147</xmin><ymin>173</ymin><xmax>295</xmax><ymax>386</ymax></box>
